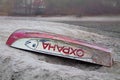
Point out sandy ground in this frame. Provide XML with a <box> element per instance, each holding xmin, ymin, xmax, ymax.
<box><xmin>2</xmin><ymin>16</ymin><xmax>120</xmax><ymax>38</ymax></box>
<box><xmin>0</xmin><ymin>16</ymin><xmax>120</xmax><ymax>80</ymax></box>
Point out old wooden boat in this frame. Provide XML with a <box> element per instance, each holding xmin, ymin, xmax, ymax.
<box><xmin>6</xmin><ymin>29</ymin><xmax>113</xmax><ymax>66</ymax></box>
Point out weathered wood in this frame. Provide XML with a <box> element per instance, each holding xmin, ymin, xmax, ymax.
<box><xmin>6</xmin><ymin>29</ymin><xmax>113</xmax><ymax>66</ymax></box>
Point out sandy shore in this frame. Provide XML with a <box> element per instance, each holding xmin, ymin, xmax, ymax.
<box><xmin>0</xmin><ymin>16</ymin><xmax>120</xmax><ymax>80</ymax></box>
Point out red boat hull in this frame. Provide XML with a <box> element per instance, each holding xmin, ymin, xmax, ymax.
<box><xmin>6</xmin><ymin>29</ymin><xmax>113</xmax><ymax>66</ymax></box>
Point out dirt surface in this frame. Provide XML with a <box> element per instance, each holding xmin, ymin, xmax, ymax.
<box><xmin>0</xmin><ymin>16</ymin><xmax>120</xmax><ymax>80</ymax></box>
